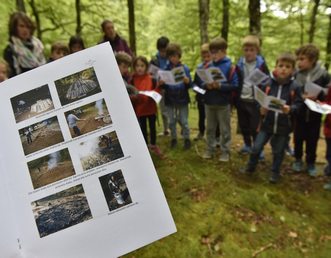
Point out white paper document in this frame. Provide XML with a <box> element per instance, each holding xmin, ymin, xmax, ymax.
<box><xmin>254</xmin><ymin>86</ymin><xmax>286</xmax><ymax>113</ymax></box>
<box><xmin>0</xmin><ymin>43</ymin><xmax>176</xmax><ymax>258</ymax></box>
<box><xmin>304</xmin><ymin>82</ymin><xmax>327</xmax><ymax>98</ymax></box>
<box><xmin>196</xmin><ymin>67</ymin><xmax>226</xmax><ymax>83</ymax></box>
<box><xmin>193</xmin><ymin>85</ymin><xmax>206</xmax><ymax>95</ymax></box>
<box><xmin>158</xmin><ymin>66</ymin><xmax>185</xmax><ymax>85</ymax></box>
<box><xmin>244</xmin><ymin>68</ymin><xmax>269</xmax><ymax>86</ymax></box>
<box><xmin>148</xmin><ymin>64</ymin><xmax>160</xmax><ymax>79</ymax></box>
<box><xmin>139</xmin><ymin>90</ymin><xmax>162</xmax><ymax>103</ymax></box>
<box><xmin>304</xmin><ymin>99</ymin><xmax>331</xmax><ymax>114</ymax></box>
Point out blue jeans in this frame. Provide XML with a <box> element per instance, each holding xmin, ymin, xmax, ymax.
<box><xmin>247</xmin><ymin>130</ymin><xmax>288</xmax><ymax>174</ymax></box>
<box><xmin>166</xmin><ymin>104</ymin><xmax>190</xmax><ymax>140</ymax></box>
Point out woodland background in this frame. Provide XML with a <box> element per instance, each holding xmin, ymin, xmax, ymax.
<box><xmin>1</xmin><ymin>0</ymin><xmax>330</xmax><ymax>71</ymax></box>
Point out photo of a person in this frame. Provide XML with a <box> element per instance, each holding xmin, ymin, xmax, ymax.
<box><xmin>19</xmin><ymin>116</ymin><xmax>64</xmax><ymax>155</ymax></box>
<box><xmin>99</xmin><ymin>170</ymin><xmax>132</xmax><ymax>211</ymax></box>
<box><xmin>65</xmin><ymin>99</ymin><xmax>111</xmax><ymax>138</ymax></box>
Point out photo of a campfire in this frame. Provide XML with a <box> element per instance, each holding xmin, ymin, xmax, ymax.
<box><xmin>31</xmin><ymin>184</ymin><xmax>92</xmax><ymax>238</ymax></box>
<box><xmin>65</xmin><ymin>98</ymin><xmax>112</xmax><ymax>138</ymax></box>
<box><xmin>27</xmin><ymin>148</ymin><xmax>75</xmax><ymax>189</ymax></box>
<box><xmin>55</xmin><ymin>67</ymin><xmax>102</xmax><ymax>106</ymax></box>
<box><xmin>79</xmin><ymin>131</ymin><xmax>124</xmax><ymax>171</ymax></box>
<box><xmin>99</xmin><ymin>169</ymin><xmax>132</xmax><ymax>212</ymax></box>
<box><xmin>11</xmin><ymin>85</ymin><xmax>54</xmax><ymax>123</ymax></box>
<box><xmin>19</xmin><ymin>116</ymin><xmax>64</xmax><ymax>155</ymax></box>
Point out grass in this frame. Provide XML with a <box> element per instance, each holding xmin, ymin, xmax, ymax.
<box><xmin>123</xmin><ymin>100</ymin><xmax>331</xmax><ymax>258</ymax></box>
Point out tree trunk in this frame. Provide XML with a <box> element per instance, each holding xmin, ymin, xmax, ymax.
<box><xmin>325</xmin><ymin>13</ymin><xmax>331</xmax><ymax>71</ymax></box>
<box><xmin>128</xmin><ymin>0</ymin><xmax>136</xmax><ymax>56</ymax></box>
<box><xmin>16</xmin><ymin>0</ymin><xmax>26</xmax><ymax>12</ymax></box>
<box><xmin>308</xmin><ymin>0</ymin><xmax>320</xmax><ymax>43</ymax></box>
<box><xmin>28</xmin><ymin>0</ymin><xmax>42</xmax><ymax>40</ymax></box>
<box><xmin>221</xmin><ymin>0</ymin><xmax>229</xmax><ymax>41</ymax></box>
<box><xmin>198</xmin><ymin>0</ymin><xmax>210</xmax><ymax>44</ymax></box>
<box><xmin>298</xmin><ymin>0</ymin><xmax>304</xmax><ymax>45</ymax></box>
<box><xmin>75</xmin><ymin>0</ymin><xmax>82</xmax><ymax>35</ymax></box>
<box><xmin>248</xmin><ymin>0</ymin><xmax>261</xmax><ymax>36</ymax></box>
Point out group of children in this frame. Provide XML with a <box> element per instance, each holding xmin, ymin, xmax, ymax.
<box><xmin>1</xmin><ymin>11</ymin><xmax>331</xmax><ymax>189</ymax></box>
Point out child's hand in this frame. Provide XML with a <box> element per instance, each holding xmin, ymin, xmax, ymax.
<box><xmin>206</xmin><ymin>83</ymin><xmax>214</xmax><ymax>90</ymax></box>
<box><xmin>183</xmin><ymin>77</ymin><xmax>190</xmax><ymax>84</ymax></box>
<box><xmin>158</xmin><ymin>80</ymin><xmax>165</xmax><ymax>86</ymax></box>
<box><xmin>282</xmin><ymin>104</ymin><xmax>291</xmax><ymax>114</ymax></box>
<box><xmin>213</xmin><ymin>81</ymin><xmax>221</xmax><ymax>89</ymax></box>
<box><xmin>260</xmin><ymin>107</ymin><xmax>268</xmax><ymax>115</ymax></box>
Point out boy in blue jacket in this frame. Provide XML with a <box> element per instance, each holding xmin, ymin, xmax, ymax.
<box><xmin>159</xmin><ymin>43</ymin><xmax>192</xmax><ymax>149</ymax></box>
<box><xmin>244</xmin><ymin>53</ymin><xmax>303</xmax><ymax>183</ymax></box>
<box><xmin>201</xmin><ymin>37</ymin><xmax>239</xmax><ymax>162</ymax></box>
<box><xmin>236</xmin><ymin>35</ymin><xmax>269</xmax><ymax>155</ymax></box>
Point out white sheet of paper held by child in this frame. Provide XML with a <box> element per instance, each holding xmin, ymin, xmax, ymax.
<box><xmin>304</xmin><ymin>98</ymin><xmax>331</xmax><ymax>115</ymax></box>
<box><xmin>245</xmin><ymin>68</ymin><xmax>269</xmax><ymax>86</ymax></box>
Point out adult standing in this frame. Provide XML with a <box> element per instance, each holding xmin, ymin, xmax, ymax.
<box><xmin>99</xmin><ymin>19</ymin><xmax>133</xmax><ymax>57</ymax></box>
<box><xmin>3</xmin><ymin>12</ymin><xmax>46</xmax><ymax>78</ymax></box>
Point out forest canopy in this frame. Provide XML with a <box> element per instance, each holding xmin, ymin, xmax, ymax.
<box><xmin>1</xmin><ymin>0</ymin><xmax>330</xmax><ymax>71</ymax></box>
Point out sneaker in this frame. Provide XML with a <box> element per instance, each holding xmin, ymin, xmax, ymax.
<box><xmin>194</xmin><ymin>133</ymin><xmax>204</xmax><ymax>141</ymax></box>
<box><xmin>202</xmin><ymin>151</ymin><xmax>213</xmax><ymax>159</ymax></box>
<box><xmin>239</xmin><ymin>145</ymin><xmax>251</xmax><ymax>155</ymax></box>
<box><xmin>323</xmin><ymin>182</ymin><xmax>331</xmax><ymax>190</ymax></box>
<box><xmin>170</xmin><ymin>139</ymin><xmax>177</xmax><ymax>148</ymax></box>
<box><xmin>149</xmin><ymin>145</ymin><xmax>163</xmax><ymax>157</ymax></box>
<box><xmin>307</xmin><ymin>164</ymin><xmax>317</xmax><ymax>177</ymax></box>
<box><xmin>219</xmin><ymin>153</ymin><xmax>230</xmax><ymax>162</ymax></box>
<box><xmin>259</xmin><ymin>151</ymin><xmax>265</xmax><ymax>161</ymax></box>
<box><xmin>183</xmin><ymin>139</ymin><xmax>191</xmax><ymax>150</ymax></box>
<box><xmin>269</xmin><ymin>172</ymin><xmax>281</xmax><ymax>184</ymax></box>
<box><xmin>292</xmin><ymin>160</ymin><xmax>303</xmax><ymax>172</ymax></box>
<box><xmin>324</xmin><ymin>165</ymin><xmax>331</xmax><ymax>176</ymax></box>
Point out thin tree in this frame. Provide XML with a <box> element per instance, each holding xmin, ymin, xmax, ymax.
<box><xmin>16</xmin><ymin>0</ymin><xmax>26</xmax><ymax>12</ymax></box>
<box><xmin>198</xmin><ymin>0</ymin><xmax>210</xmax><ymax>44</ymax></box>
<box><xmin>298</xmin><ymin>0</ymin><xmax>305</xmax><ymax>44</ymax></box>
<box><xmin>308</xmin><ymin>0</ymin><xmax>320</xmax><ymax>43</ymax></box>
<box><xmin>248</xmin><ymin>0</ymin><xmax>261</xmax><ymax>36</ymax></box>
<box><xmin>221</xmin><ymin>0</ymin><xmax>229</xmax><ymax>41</ymax></box>
<box><xmin>128</xmin><ymin>0</ymin><xmax>136</xmax><ymax>56</ymax></box>
<box><xmin>28</xmin><ymin>0</ymin><xmax>42</xmax><ymax>40</ymax></box>
<box><xmin>326</xmin><ymin>13</ymin><xmax>331</xmax><ymax>70</ymax></box>
<box><xmin>75</xmin><ymin>0</ymin><xmax>82</xmax><ymax>36</ymax></box>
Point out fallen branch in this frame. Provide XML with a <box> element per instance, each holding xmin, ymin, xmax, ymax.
<box><xmin>252</xmin><ymin>243</ymin><xmax>274</xmax><ymax>257</ymax></box>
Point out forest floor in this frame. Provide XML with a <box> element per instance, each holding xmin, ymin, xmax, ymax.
<box><xmin>124</xmin><ymin>102</ymin><xmax>331</xmax><ymax>258</ymax></box>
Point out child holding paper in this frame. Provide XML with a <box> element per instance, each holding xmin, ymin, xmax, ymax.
<box><xmin>159</xmin><ymin>43</ymin><xmax>192</xmax><ymax>149</ymax></box>
<box><xmin>131</xmin><ymin>56</ymin><xmax>162</xmax><ymax>157</ymax></box>
<box><xmin>292</xmin><ymin>44</ymin><xmax>330</xmax><ymax>176</ymax></box>
<box><xmin>115</xmin><ymin>52</ymin><xmax>138</xmax><ymax>107</ymax></box>
<box><xmin>243</xmin><ymin>53</ymin><xmax>303</xmax><ymax>183</ymax></box>
<box><xmin>236</xmin><ymin>35</ymin><xmax>269</xmax><ymax>155</ymax></box>
<box><xmin>200</xmin><ymin>37</ymin><xmax>239</xmax><ymax>162</ymax></box>
<box><xmin>193</xmin><ymin>43</ymin><xmax>212</xmax><ymax>141</ymax></box>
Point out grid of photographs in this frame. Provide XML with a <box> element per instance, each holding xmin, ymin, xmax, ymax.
<box><xmin>31</xmin><ymin>184</ymin><xmax>92</xmax><ymax>238</ymax></box>
<box><xmin>99</xmin><ymin>170</ymin><xmax>132</xmax><ymax>212</ymax></box>
<box><xmin>64</xmin><ymin>98</ymin><xmax>112</xmax><ymax>138</ymax></box>
<box><xmin>27</xmin><ymin>148</ymin><xmax>75</xmax><ymax>189</ymax></box>
<box><xmin>11</xmin><ymin>66</ymin><xmax>132</xmax><ymax>238</ymax></box>
<box><xmin>11</xmin><ymin>85</ymin><xmax>54</xmax><ymax>123</ymax></box>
